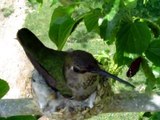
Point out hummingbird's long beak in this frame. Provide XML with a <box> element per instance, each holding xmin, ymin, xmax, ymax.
<box><xmin>91</xmin><ymin>69</ymin><xmax>135</xmax><ymax>88</ymax></box>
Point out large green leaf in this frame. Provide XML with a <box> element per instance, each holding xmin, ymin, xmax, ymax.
<box><xmin>116</xmin><ymin>21</ymin><xmax>151</xmax><ymax>54</ymax></box>
<box><xmin>84</xmin><ymin>8</ymin><xmax>101</xmax><ymax>32</ymax></box>
<box><xmin>145</xmin><ymin>40</ymin><xmax>160</xmax><ymax>66</ymax></box>
<box><xmin>0</xmin><ymin>79</ymin><xmax>9</xmax><ymax>98</ymax></box>
<box><xmin>49</xmin><ymin>6</ymin><xmax>75</xmax><ymax>50</ymax></box>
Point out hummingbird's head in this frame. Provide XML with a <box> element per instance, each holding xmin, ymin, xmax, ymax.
<box><xmin>65</xmin><ymin>50</ymin><xmax>135</xmax><ymax>88</ymax></box>
<box><xmin>65</xmin><ymin>50</ymin><xmax>100</xmax><ymax>74</ymax></box>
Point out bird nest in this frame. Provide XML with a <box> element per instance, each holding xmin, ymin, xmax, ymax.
<box><xmin>32</xmin><ymin>69</ymin><xmax>113</xmax><ymax>120</ymax></box>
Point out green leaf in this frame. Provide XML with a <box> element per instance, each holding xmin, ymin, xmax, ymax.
<box><xmin>70</xmin><ymin>17</ymin><xmax>83</xmax><ymax>34</ymax></box>
<box><xmin>116</xmin><ymin>21</ymin><xmax>151</xmax><ymax>54</ymax></box>
<box><xmin>36</xmin><ymin>0</ymin><xmax>43</xmax><ymax>4</ymax></box>
<box><xmin>0</xmin><ymin>79</ymin><xmax>9</xmax><ymax>98</ymax></box>
<box><xmin>58</xmin><ymin>0</ymin><xmax>74</xmax><ymax>6</ymax></box>
<box><xmin>84</xmin><ymin>8</ymin><xmax>101</xmax><ymax>32</ymax></box>
<box><xmin>141</xmin><ymin>58</ymin><xmax>156</xmax><ymax>92</ymax></box>
<box><xmin>50</xmin><ymin>0</ymin><xmax>58</xmax><ymax>7</ymax></box>
<box><xmin>123</xmin><ymin>0</ymin><xmax>137</xmax><ymax>9</ymax></box>
<box><xmin>100</xmin><ymin>19</ymin><xmax>108</xmax><ymax>40</ymax></box>
<box><xmin>146</xmin><ymin>20</ymin><xmax>160</xmax><ymax>38</ymax></box>
<box><xmin>49</xmin><ymin>6</ymin><xmax>75</xmax><ymax>50</ymax></box>
<box><xmin>143</xmin><ymin>112</ymin><xmax>152</xmax><ymax>118</ymax></box>
<box><xmin>104</xmin><ymin>0</ymin><xmax>120</xmax><ymax>21</ymax></box>
<box><xmin>145</xmin><ymin>40</ymin><xmax>160</xmax><ymax>66</ymax></box>
<box><xmin>0</xmin><ymin>117</ymin><xmax>6</xmax><ymax>120</ymax></box>
<box><xmin>114</xmin><ymin>50</ymin><xmax>124</xmax><ymax>66</ymax></box>
<box><xmin>113</xmin><ymin>50</ymin><xmax>133</xmax><ymax>66</ymax></box>
<box><xmin>149</xmin><ymin>112</ymin><xmax>160</xmax><ymax>120</ymax></box>
<box><xmin>2</xmin><ymin>115</ymin><xmax>37</xmax><ymax>120</ymax></box>
<box><xmin>99</xmin><ymin>13</ymin><xmax>120</xmax><ymax>43</ymax></box>
<box><xmin>157</xmin><ymin>77</ymin><xmax>160</xmax><ymax>87</ymax></box>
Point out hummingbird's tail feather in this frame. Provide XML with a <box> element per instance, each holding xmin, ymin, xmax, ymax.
<box><xmin>97</xmin><ymin>70</ymin><xmax>135</xmax><ymax>88</ymax></box>
<box><xmin>17</xmin><ymin>28</ymin><xmax>49</xmax><ymax>53</ymax></box>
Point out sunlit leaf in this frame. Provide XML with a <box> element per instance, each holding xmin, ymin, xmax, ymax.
<box><xmin>123</xmin><ymin>0</ymin><xmax>137</xmax><ymax>9</ymax></box>
<box><xmin>49</xmin><ymin>6</ymin><xmax>75</xmax><ymax>50</ymax></box>
<box><xmin>50</xmin><ymin>0</ymin><xmax>58</xmax><ymax>7</ymax></box>
<box><xmin>104</xmin><ymin>0</ymin><xmax>120</xmax><ymax>21</ymax></box>
<box><xmin>84</xmin><ymin>8</ymin><xmax>101</xmax><ymax>32</ymax></box>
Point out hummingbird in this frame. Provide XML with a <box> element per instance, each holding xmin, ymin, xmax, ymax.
<box><xmin>17</xmin><ymin>28</ymin><xmax>134</xmax><ymax>101</ymax></box>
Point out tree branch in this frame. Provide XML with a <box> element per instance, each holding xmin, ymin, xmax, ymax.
<box><xmin>103</xmin><ymin>92</ymin><xmax>160</xmax><ymax>112</ymax></box>
<box><xmin>0</xmin><ymin>93</ymin><xmax>160</xmax><ymax>118</ymax></box>
<box><xmin>0</xmin><ymin>98</ymin><xmax>40</xmax><ymax>117</ymax></box>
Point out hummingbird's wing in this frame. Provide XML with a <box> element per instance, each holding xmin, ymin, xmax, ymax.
<box><xmin>27</xmin><ymin>52</ymin><xmax>57</xmax><ymax>91</ymax></box>
<box><xmin>17</xmin><ymin>28</ymin><xmax>72</xmax><ymax>96</ymax></box>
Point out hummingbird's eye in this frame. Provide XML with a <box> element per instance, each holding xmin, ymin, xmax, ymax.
<box><xmin>73</xmin><ymin>66</ymin><xmax>87</xmax><ymax>73</ymax></box>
